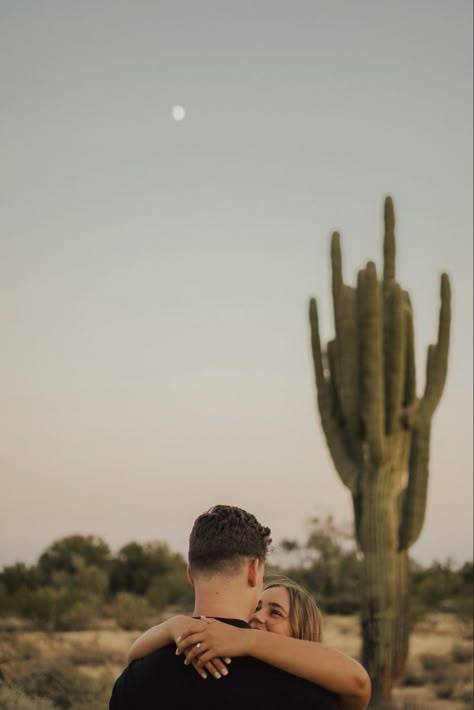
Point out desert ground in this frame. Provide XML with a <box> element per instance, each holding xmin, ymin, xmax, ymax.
<box><xmin>0</xmin><ymin>612</ymin><xmax>472</xmax><ymax>709</ymax></box>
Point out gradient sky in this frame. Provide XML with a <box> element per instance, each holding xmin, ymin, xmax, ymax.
<box><xmin>1</xmin><ymin>1</ymin><xmax>472</xmax><ymax>568</ymax></box>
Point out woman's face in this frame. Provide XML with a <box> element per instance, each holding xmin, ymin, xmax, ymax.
<box><xmin>250</xmin><ymin>586</ymin><xmax>293</xmax><ymax>637</ymax></box>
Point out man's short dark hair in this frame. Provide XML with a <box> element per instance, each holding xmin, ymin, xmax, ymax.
<box><xmin>188</xmin><ymin>504</ymin><xmax>272</xmax><ymax>575</ymax></box>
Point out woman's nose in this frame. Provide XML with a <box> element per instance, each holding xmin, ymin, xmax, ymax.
<box><xmin>252</xmin><ymin>609</ymin><xmax>265</xmax><ymax>625</ymax></box>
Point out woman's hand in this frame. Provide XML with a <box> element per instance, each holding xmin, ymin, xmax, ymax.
<box><xmin>169</xmin><ymin>616</ymin><xmax>230</xmax><ymax>680</ymax></box>
<box><xmin>176</xmin><ymin>618</ymin><xmax>252</xmax><ymax>669</ymax></box>
<box><xmin>166</xmin><ymin>615</ymin><xmax>208</xmax><ymax>644</ymax></box>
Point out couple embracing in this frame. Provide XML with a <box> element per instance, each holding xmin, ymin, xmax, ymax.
<box><xmin>110</xmin><ymin>504</ymin><xmax>371</xmax><ymax>709</ymax></box>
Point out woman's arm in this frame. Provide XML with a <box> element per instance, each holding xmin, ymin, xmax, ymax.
<box><xmin>127</xmin><ymin>615</ymin><xmax>200</xmax><ymax>664</ymax></box>
<box><xmin>177</xmin><ymin>620</ymin><xmax>371</xmax><ymax>710</ymax></box>
<box><xmin>127</xmin><ymin>616</ymin><xmax>229</xmax><ymax>680</ymax></box>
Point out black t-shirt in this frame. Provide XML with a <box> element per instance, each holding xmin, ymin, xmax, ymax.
<box><xmin>109</xmin><ymin>618</ymin><xmax>339</xmax><ymax>709</ymax></box>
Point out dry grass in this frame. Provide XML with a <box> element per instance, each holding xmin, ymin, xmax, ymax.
<box><xmin>323</xmin><ymin>614</ymin><xmax>473</xmax><ymax>709</ymax></box>
<box><xmin>0</xmin><ymin>613</ymin><xmax>472</xmax><ymax>709</ymax></box>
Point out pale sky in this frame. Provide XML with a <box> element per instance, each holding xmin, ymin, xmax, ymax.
<box><xmin>1</xmin><ymin>1</ymin><xmax>472</xmax><ymax>568</ymax></box>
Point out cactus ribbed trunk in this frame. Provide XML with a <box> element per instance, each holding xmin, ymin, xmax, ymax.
<box><xmin>359</xmin><ymin>464</ymin><xmax>402</xmax><ymax>703</ymax></box>
<box><xmin>309</xmin><ymin>197</ymin><xmax>450</xmax><ymax>704</ymax></box>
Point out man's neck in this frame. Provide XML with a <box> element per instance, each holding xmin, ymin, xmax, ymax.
<box><xmin>192</xmin><ymin>586</ymin><xmax>252</xmax><ymax>621</ymax></box>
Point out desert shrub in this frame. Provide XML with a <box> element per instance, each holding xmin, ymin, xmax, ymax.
<box><xmin>110</xmin><ymin>541</ymin><xmax>186</xmax><ymax>596</ymax></box>
<box><xmin>435</xmin><ymin>680</ymin><xmax>454</xmax><ymax>699</ymax></box>
<box><xmin>411</xmin><ymin>559</ymin><xmax>473</xmax><ymax>621</ymax></box>
<box><xmin>0</xmin><ymin>685</ymin><xmax>55</xmax><ymax>710</ymax></box>
<box><xmin>397</xmin><ymin>696</ymin><xmax>430</xmax><ymax>709</ymax></box>
<box><xmin>147</xmin><ymin>570</ymin><xmax>194</xmax><ymax>611</ymax></box>
<box><xmin>451</xmin><ymin>594</ymin><xmax>474</xmax><ymax>622</ymax></box>
<box><xmin>18</xmin><ymin>659</ymin><xmax>112</xmax><ymax>710</ymax></box>
<box><xmin>452</xmin><ymin>680</ymin><xmax>474</xmax><ymax>704</ymax></box>
<box><xmin>67</xmin><ymin>641</ymin><xmax>122</xmax><ymax>667</ymax></box>
<box><xmin>0</xmin><ymin>563</ymin><xmax>40</xmax><ymax>595</ymax></box>
<box><xmin>452</xmin><ymin>643</ymin><xmax>473</xmax><ymax>664</ymax></box>
<box><xmin>401</xmin><ymin>658</ymin><xmax>424</xmax><ymax>687</ymax></box>
<box><xmin>419</xmin><ymin>653</ymin><xmax>445</xmax><ymax>673</ymax></box>
<box><xmin>38</xmin><ymin>535</ymin><xmax>111</xmax><ymax>582</ymax></box>
<box><xmin>417</xmin><ymin>647</ymin><xmax>473</xmax><ymax>707</ymax></box>
<box><xmin>0</xmin><ymin>582</ymin><xmax>12</xmax><ymax>615</ymax></box>
<box><xmin>58</xmin><ymin>596</ymin><xmax>101</xmax><ymax>630</ymax></box>
<box><xmin>14</xmin><ymin>583</ymin><xmax>103</xmax><ymax>631</ymax></box>
<box><xmin>111</xmin><ymin>592</ymin><xmax>152</xmax><ymax>630</ymax></box>
<box><xmin>0</xmin><ymin>635</ymin><xmax>37</xmax><ymax>665</ymax></box>
<box><xmin>16</xmin><ymin>586</ymin><xmax>72</xmax><ymax>630</ymax></box>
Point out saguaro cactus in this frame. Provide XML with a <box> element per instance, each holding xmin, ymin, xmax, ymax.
<box><xmin>309</xmin><ymin>197</ymin><xmax>450</xmax><ymax>703</ymax></box>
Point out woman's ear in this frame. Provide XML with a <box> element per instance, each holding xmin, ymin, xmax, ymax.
<box><xmin>186</xmin><ymin>565</ymin><xmax>195</xmax><ymax>587</ymax></box>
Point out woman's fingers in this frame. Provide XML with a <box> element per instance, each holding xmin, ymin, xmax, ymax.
<box><xmin>190</xmin><ymin>656</ymin><xmax>229</xmax><ymax>679</ymax></box>
<box><xmin>175</xmin><ymin>632</ymin><xmax>203</xmax><ymax>655</ymax></box>
<box><xmin>203</xmin><ymin>658</ymin><xmax>229</xmax><ymax>679</ymax></box>
<box><xmin>191</xmin><ymin>659</ymin><xmax>208</xmax><ymax>680</ymax></box>
<box><xmin>183</xmin><ymin>641</ymin><xmax>207</xmax><ymax>665</ymax></box>
<box><xmin>176</xmin><ymin>622</ymin><xmax>206</xmax><ymax>643</ymax></box>
<box><xmin>205</xmin><ymin>657</ymin><xmax>229</xmax><ymax>678</ymax></box>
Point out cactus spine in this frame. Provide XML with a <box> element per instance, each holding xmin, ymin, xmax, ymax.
<box><xmin>309</xmin><ymin>197</ymin><xmax>450</xmax><ymax>703</ymax></box>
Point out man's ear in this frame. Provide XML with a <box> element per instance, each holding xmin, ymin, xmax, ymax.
<box><xmin>247</xmin><ymin>558</ymin><xmax>260</xmax><ymax>588</ymax></box>
<box><xmin>187</xmin><ymin>564</ymin><xmax>195</xmax><ymax>587</ymax></box>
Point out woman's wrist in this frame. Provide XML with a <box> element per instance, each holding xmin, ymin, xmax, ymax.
<box><xmin>244</xmin><ymin>628</ymin><xmax>260</xmax><ymax>656</ymax></box>
<box><xmin>166</xmin><ymin>615</ymin><xmax>186</xmax><ymax>642</ymax></box>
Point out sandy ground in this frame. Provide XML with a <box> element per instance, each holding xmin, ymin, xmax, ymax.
<box><xmin>1</xmin><ymin>613</ymin><xmax>472</xmax><ymax>708</ymax></box>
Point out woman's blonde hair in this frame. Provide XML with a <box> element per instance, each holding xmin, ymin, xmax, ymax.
<box><xmin>264</xmin><ymin>577</ymin><xmax>324</xmax><ymax>642</ymax></box>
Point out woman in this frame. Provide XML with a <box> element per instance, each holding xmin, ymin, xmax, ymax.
<box><xmin>128</xmin><ymin>578</ymin><xmax>371</xmax><ymax>710</ymax></box>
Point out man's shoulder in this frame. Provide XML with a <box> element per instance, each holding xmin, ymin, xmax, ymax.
<box><xmin>232</xmin><ymin>656</ymin><xmax>339</xmax><ymax>706</ymax></box>
<box><xmin>129</xmin><ymin>644</ymin><xmax>176</xmax><ymax>674</ymax></box>
<box><xmin>110</xmin><ymin>645</ymin><xmax>339</xmax><ymax>709</ymax></box>
<box><xmin>109</xmin><ymin>644</ymin><xmax>178</xmax><ymax>709</ymax></box>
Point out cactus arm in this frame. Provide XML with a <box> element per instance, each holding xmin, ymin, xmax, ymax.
<box><xmin>331</xmin><ymin>231</ymin><xmax>344</xmax><ymax>294</ymax></box>
<box><xmin>309</xmin><ymin>298</ymin><xmax>359</xmax><ymax>493</ymax></box>
<box><xmin>309</xmin><ymin>298</ymin><xmax>327</xmax><ymax>389</ymax></box>
<box><xmin>357</xmin><ymin>263</ymin><xmax>386</xmax><ymax>465</ymax></box>
<box><xmin>382</xmin><ymin>196</ymin><xmax>406</xmax><ymax>434</ymax></box>
<box><xmin>403</xmin><ymin>294</ymin><xmax>417</xmax><ymax>409</ymax></box>
<box><xmin>398</xmin><ymin>423</ymin><xmax>431</xmax><ymax>550</ymax></box>
<box><xmin>330</xmin><ymin>233</ymin><xmax>360</xmax><ymax>448</ymax></box>
<box><xmin>384</xmin><ymin>283</ymin><xmax>406</xmax><ymax>434</ymax></box>
<box><xmin>352</xmin><ymin>492</ymin><xmax>364</xmax><ymax>550</ymax></box>
<box><xmin>399</xmin><ymin>275</ymin><xmax>450</xmax><ymax>549</ymax></box>
<box><xmin>340</xmin><ymin>285</ymin><xmax>360</xmax><ymax>445</ymax></box>
<box><xmin>383</xmin><ymin>196</ymin><xmax>396</xmax><ymax>282</ymax></box>
<box><xmin>420</xmin><ymin>274</ymin><xmax>451</xmax><ymax>418</ymax></box>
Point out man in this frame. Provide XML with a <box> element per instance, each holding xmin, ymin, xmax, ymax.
<box><xmin>109</xmin><ymin>504</ymin><xmax>338</xmax><ymax>709</ymax></box>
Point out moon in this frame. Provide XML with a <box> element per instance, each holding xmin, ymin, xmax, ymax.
<box><xmin>172</xmin><ymin>105</ymin><xmax>186</xmax><ymax>121</ymax></box>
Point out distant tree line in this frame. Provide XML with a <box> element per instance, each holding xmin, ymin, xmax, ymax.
<box><xmin>0</xmin><ymin>536</ymin><xmax>193</xmax><ymax>631</ymax></box>
<box><xmin>267</xmin><ymin>516</ymin><xmax>473</xmax><ymax>625</ymax></box>
<box><xmin>0</xmin><ymin>518</ymin><xmax>471</xmax><ymax>631</ymax></box>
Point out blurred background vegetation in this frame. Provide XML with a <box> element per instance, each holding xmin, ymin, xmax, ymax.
<box><xmin>1</xmin><ymin>516</ymin><xmax>472</xmax><ymax>633</ymax></box>
<box><xmin>0</xmin><ymin>519</ymin><xmax>472</xmax><ymax>709</ymax></box>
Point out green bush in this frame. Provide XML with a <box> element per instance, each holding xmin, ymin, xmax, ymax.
<box><xmin>0</xmin><ymin>563</ymin><xmax>39</xmax><ymax>595</ymax></box>
<box><xmin>38</xmin><ymin>535</ymin><xmax>111</xmax><ymax>581</ymax></box>
<box><xmin>111</xmin><ymin>592</ymin><xmax>152</xmax><ymax>630</ymax></box>
<box><xmin>16</xmin><ymin>586</ymin><xmax>71</xmax><ymax>630</ymax></box>
<box><xmin>58</xmin><ymin>596</ymin><xmax>101</xmax><ymax>631</ymax></box>
<box><xmin>147</xmin><ymin>570</ymin><xmax>193</xmax><ymax>611</ymax></box>
<box><xmin>110</xmin><ymin>541</ymin><xmax>187</xmax><ymax>596</ymax></box>
<box><xmin>0</xmin><ymin>582</ymin><xmax>12</xmax><ymax>616</ymax></box>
